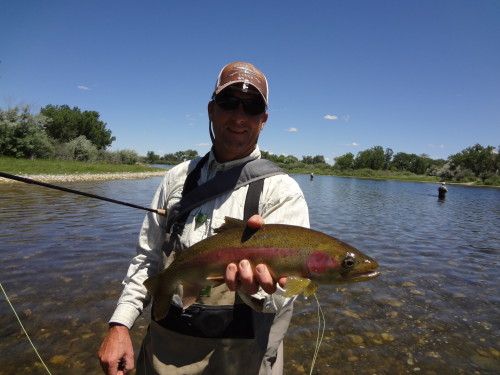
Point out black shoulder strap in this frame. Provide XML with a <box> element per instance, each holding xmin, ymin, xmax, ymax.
<box><xmin>243</xmin><ymin>178</ymin><xmax>264</xmax><ymax>221</ymax></box>
<box><xmin>167</xmin><ymin>156</ymin><xmax>284</xmax><ymax>235</ymax></box>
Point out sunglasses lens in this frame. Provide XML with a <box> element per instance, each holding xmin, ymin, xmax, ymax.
<box><xmin>244</xmin><ymin>101</ymin><xmax>266</xmax><ymax>115</ymax></box>
<box><xmin>215</xmin><ymin>95</ymin><xmax>240</xmax><ymax>110</ymax></box>
<box><xmin>215</xmin><ymin>94</ymin><xmax>266</xmax><ymax>115</ymax></box>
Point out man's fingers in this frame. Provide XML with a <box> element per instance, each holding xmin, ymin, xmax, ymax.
<box><xmin>238</xmin><ymin>260</ymin><xmax>259</xmax><ymax>294</ymax></box>
<box><xmin>247</xmin><ymin>215</ymin><xmax>264</xmax><ymax>229</ymax></box>
<box><xmin>255</xmin><ymin>264</ymin><xmax>277</xmax><ymax>294</ymax></box>
<box><xmin>225</xmin><ymin>263</ymin><xmax>239</xmax><ymax>291</ymax></box>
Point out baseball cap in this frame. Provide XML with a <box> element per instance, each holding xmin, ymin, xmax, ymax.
<box><xmin>213</xmin><ymin>62</ymin><xmax>268</xmax><ymax>105</ymax></box>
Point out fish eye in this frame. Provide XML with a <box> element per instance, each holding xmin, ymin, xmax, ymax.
<box><xmin>342</xmin><ymin>256</ymin><xmax>355</xmax><ymax>269</ymax></box>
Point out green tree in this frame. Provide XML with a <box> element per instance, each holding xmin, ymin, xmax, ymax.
<box><xmin>449</xmin><ymin>144</ymin><xmax>497</xmax><ymax>177</ymax></box>
<box><xmin>0</xmin><ymin>106</ymin><xmax>54</xmax><ymax>159</ymax></box>
<box><xmin>312</xmin><ymin>155</ymin><xmax>326</xmax><ymax>164</ymax></box>
<box><xmin>391</xmin><ymin>152</ymin><xmax>413</xmax><ymax>171</ymax></box>
<box><xmin>41</xmin><ymin>105</ymin><xmax>115</xmax><ymax>149</ymax></box>
<box><xmin>62</xmin><ymin>135</ymin><xmax>98</xmax><ymax>161</ymax></box>
<box><xmin>355</xmin><ymin>146</ymin><xmax>385</xmax><ymax>170</ymax></box>
<box><xmin>261</xmin><ymin>150</ymin><xmax>279</xmax><ymax>163</ymax></box>
<box><xmin>146</xmin><ymin>151</ymin><xmax>160</xmax><ymax>163</ymax></box>
<box><xmin>301</xmin><ymin>156</ymin><xmax>314</xmax><ymax>164</ymax></box>
<box><xmin>333</xmin><ymin>152</ymin><xmax>355</xmax><ymax>170</ymax></box>
<box><xmin>384</xmin><ymin>148</ymin><xmax>393</xmax><ymax>170</ymax></box>
<box><xmin>282</xmin><ymin>155</ymin><xmax>299</xmax><ymax>164</ymax></box>
<box><xmin>161</xmin><ymin>150</ymin><xmax>200</xmax><ymax>164</ymax></box>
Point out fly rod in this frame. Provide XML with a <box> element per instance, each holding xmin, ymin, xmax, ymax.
<box><xmin>0</xmin><ymin>171</ymin><xmax>167</xmax><ymax>216</ymax></box>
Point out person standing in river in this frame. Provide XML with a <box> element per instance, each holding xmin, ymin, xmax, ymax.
<box><xmin>438</xmin><ymin>182</ymin><xmax>448</xmax><ymax>199</ymax></box>
<box><xmin>98</xmin><ymin>62</ymin><xmax>310</xmax><ymax>375</ymax></box>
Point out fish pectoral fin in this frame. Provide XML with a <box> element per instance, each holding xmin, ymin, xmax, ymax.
<box><xmin>303</xmin><ymin>283</ymin><xmax>318</xmax><ymax>299</ymax></box>
<box><xmin>182</xmin><ymin>296</ymin><xmax>197</xmax><ymax>310</ymax></box>
<box><xmin>237</xmin><ymin>291</ymin><xmax>265</xmax><ymax>312</ymax></box>
<box><xmin>284</xmin><ymin>277</ymin><xmax>315</xmax><ymax>298</ymax></box>
<box><xmin>181</xmin><ymin>281</ymin><xmax>201</xmax><ymax>309</ymax></box>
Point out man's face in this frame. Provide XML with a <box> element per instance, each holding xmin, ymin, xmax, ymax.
<box><xmin>208</xmin><ymin>87</ymin><xmax>268</xmax><ymax>163</ymax></box>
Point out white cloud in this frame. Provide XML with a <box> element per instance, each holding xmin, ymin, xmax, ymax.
<box><xmin>343</xmin><ymin>142</ymin><xmax>360</xmax><ymax>146</ymax></box>
<box><xmin>428</xmin><ymin>144</ymin><xmax>446</xmax><ymax>149</ymax></box>
<box><xmin>285</xmin><ymin>127</ymin><xmax>298</xmax><ymax>132</ymax></box>
<box><xmin>196</xmin><ymin>142</ymin><xmax>210</xmax><ymax>146</ymax></box>
<box><xmin>77</xmin><ymin>85</ymin><xmax>91</xmax><ymax>91</ymax></box>
<box><xmin>323</xmin><ymin>115</ymin><xmax>338</xmax><ymax>120</ymax></box>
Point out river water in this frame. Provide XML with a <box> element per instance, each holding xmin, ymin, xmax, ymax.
<box><xmin>0</xmin><ymin>174</ymin><xmax>498</xmax><ymax>374</ymax></box>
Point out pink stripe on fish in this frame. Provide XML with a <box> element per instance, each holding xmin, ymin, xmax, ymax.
<box><xmin>306</xmin><ymin>251</ymin><xmax>338</xmax><ymax>275</ymax></box>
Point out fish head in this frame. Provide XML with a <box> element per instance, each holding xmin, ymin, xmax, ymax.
<box><xmin>306</xmin><ymin>249</ymin><xmax>380</xmax><ymax>284</ymax></box>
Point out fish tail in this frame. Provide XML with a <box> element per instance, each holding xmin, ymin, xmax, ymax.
<box><xmin>144</xmin><ymin>274</ymin><xmax>176</xmax><ymax>321</ymax></box>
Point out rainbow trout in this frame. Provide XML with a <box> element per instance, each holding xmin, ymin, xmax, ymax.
<box><xmin>144</xmin><ymin>217</ymin><xmax>379</xmax><ymax>320</ymax></box>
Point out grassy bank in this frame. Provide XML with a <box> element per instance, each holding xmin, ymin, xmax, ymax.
<box><xmin>286</xmin><ymin>166</ymin><xmax>499</xmax><ymax>186</ymax></box>
<box><xmin>0</xmin><ymin>157</ymin><xmax>164</xmax><ymax>175</ymax></box>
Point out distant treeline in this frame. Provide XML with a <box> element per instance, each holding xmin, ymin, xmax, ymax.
<box><xmin>146</xmin><ymin>144</ymin><xmax>499</xmax><ymax>185</ymax></box>
<box><xmin>2</xmin><ymin>105</ymin><xmax>497</xmax><ymax>185</ymax></box>
<box><xmin>0</xmin><ymin>105</ymin><xmax>138</xmax><ymax>164</ymax></box>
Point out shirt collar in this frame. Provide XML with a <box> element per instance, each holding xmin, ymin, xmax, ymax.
<box><xmin>208</xmin><ymin>146</ymin><xmax>261</xmax><ymax>173</ymax></box>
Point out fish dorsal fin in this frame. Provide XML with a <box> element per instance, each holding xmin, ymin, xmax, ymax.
<box><xmin>214</xmin><ymin>217</ymin><xmax>246</xmax><ymax>234</ymax></box>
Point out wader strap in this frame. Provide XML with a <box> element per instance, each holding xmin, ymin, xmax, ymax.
<box><xmin>243</xmin><ymin>178</ymin><xmax>264</xmax><ymax>221</ymax></box>
<box><xmin>169</xmin><ymin>153</ymin><xmax>210</xmax><ymax>236</ymax></box>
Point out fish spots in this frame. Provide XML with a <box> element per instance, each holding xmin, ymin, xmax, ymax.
<box><xmin>306</xmin><ymin>251</ymin><xmax>337</xmax><ymax>275</ymax></box>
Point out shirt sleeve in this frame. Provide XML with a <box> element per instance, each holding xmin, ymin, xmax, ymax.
<box><xmin>109</xmin><ymin>175</ymin><xmax>171</xmax><ymax>328</ymax></box>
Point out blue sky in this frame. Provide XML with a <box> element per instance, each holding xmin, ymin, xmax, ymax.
<box><xmin>1</xmin><ymin>0</ymin><xmax>499</xmax><ymax>163</ymax></box>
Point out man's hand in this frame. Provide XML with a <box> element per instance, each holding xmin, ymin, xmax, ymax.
<box><xmin>225</xmin><ymin>215</ymin><xmax>287</xmax><ymax>294</ymax></box>
<box><xmin>98</xmin><ymin>324</ymin><xmax>134</xmax><ymax>375</ymax></box>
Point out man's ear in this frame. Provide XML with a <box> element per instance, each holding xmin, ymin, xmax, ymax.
<box><xmin>260</xmin><ymin>113</ymin><xmax>268</xmax><ymax>130</ymax></box>
<box><xmin>207</xmin><ymin>101</ymin><xmax>214</xmax><ymax>121</ymax></box>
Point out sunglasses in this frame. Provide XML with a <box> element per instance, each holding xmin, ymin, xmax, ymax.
<box><xmin>214</xmin><ymin>93</ymin><xmax>267</xmax><ymax>115</ymax></box>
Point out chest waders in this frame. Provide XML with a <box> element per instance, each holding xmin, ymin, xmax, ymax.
<box><xmin>155</xmin><ymin>154</ymin><xmax>285</xmax><ymax>339</ymax></box>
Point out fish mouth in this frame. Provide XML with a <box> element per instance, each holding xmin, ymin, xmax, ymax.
<box><xmin>345</xmin><ymin>270</ymin><xmax>380</xmax><ymax>282</ymax></box>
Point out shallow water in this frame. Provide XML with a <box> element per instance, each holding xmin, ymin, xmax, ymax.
<box><xmin>0</xmin><ymin>175</ymin><xmax>498</xmax><ymax>374</ymax></box>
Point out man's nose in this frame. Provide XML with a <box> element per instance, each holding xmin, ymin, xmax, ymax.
<box><xmin>231</xmin><ymin>102</ymin><xmax>249</xmax><ymax>119</ymax></box>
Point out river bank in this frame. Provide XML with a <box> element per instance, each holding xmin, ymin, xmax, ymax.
<box><xmin>0</xmin><ymin>171</ymin><xmax>167</xmax><ymax>183</ymax></box>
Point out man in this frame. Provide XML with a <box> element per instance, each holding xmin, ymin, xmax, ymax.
<box><xmin>438</xmin><ymin>182</ymin><xmax>448</xmax><ymax>199</ymax></box>
<box><xmin>98</xmin><ymin>62</ymin><xmax>310</xmax><ymax>374</ymax></box>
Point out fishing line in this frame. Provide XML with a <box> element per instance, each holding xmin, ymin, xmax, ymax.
<box><xmin>309</xmin><ymin>293</ymin><xmax>326</xmax><ymax>375</ymax></box>
<box><xmin>0</xmin><ymin>283</ymin><xmax>52</xmax><ymax>375</ymax></box>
